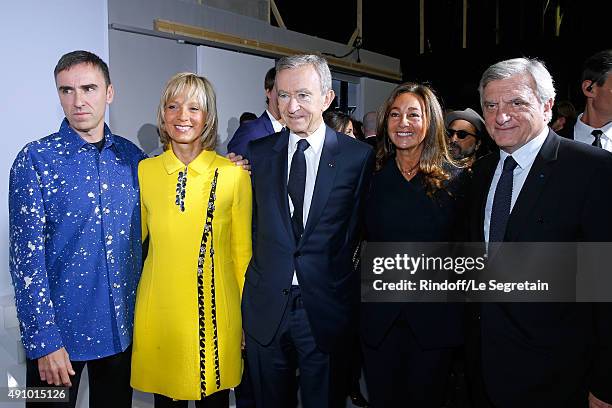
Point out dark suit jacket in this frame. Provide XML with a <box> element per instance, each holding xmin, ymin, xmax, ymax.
<box><xmin>360</xmin><ymin>163</ymin><xmax>466</xmax><ymax>350</ymax></box>
<box><xmin>465</xmin><ymin>130</ymin><xmax>612</xmax><ymax>407</ymax></box>
<box><xmin>364</xmin><ymin>135</ymin><xmax>378</xmax><ymax>149</ymax></box>
<box><xmin>227</xmin><ymin>111</ymin><xmax>274</xmax><ymax>158</ymax></box>
<box><xmin>242</xmin><ymin>127</ymin><xmax>374</xmax><ymax>352</ymax></box>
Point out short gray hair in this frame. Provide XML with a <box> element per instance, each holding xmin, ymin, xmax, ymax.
<box><xmin>478</xmin><ymin>57</ymin><xmax>556</xmax><ymax>106</ymax></box>
<box><xmin>276</xmin><ymin>54</ymin><xmax>332</xmax><ymax>95</ymax></box>
<box><xmin>362</xmin><ymin>111</ymin><xmax>378</xmax><ymax>135</ymax></box>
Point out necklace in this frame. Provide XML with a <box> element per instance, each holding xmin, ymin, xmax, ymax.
<box><xmin>395</xmin><ymin>157</ymin><xmax>419</xmax><ymax>177</ymax></box>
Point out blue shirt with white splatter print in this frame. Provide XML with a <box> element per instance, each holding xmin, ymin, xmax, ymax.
<box><xmin>8</xmin><ymin>119</ymin><xmax>147</xmax><ymax>361</ymax></box>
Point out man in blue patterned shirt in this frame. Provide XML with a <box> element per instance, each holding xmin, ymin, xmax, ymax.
<box><xmin>8</xmin><ymin>50</ymin><xmax>146</xmax><ymax>407</ymax></box>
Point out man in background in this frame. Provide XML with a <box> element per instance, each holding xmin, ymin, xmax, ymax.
<box><xmin>550</xmin><ymin>100</ymin><xmax>577</xmax><ymax>139</ymax></box>
<box><xmin>445</xmin><ymin>107</ymin><xmax>490</xmax><ymax>166</ymax></box>
<box><xmin>227</xmin><ymin>67</ymin><xmax>285</xmax><ymax>158</ymax></box>
<box><xmin>573</xmin><ymin>49</ymin><xmax>612</xmax><ymax>151</ymax></box>
<box><xmin>362</xmin><ymin>111</ymin><xmax>378</xmax><ymax>148</ymax></box>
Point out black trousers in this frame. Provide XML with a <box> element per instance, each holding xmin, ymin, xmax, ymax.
<box><xmin>234</xmin><ymin>357</ymin><xmax>256</xmax><ymax>408</ymax></box>
<box><xmin>154</xmin><ymin>390</ymin><xmax>229</xmax><ymax>408</ymax></box>
<box><xmin>245</xmin><ymin>286</ymin><xmax>349</xmax><ymax>408</ymax></box>
<box><xmin>464</xmin><ymin>306</ymin><xmax>494</xmax><ymax>408</ymax></box>
<box><xmin>25</xmin><ymin>346</ymin><xmax>132</xmax><ymax>408</ymax></box>
<box><xmin>362</xmin><ymin>317</ymin><xmax>453</xmax><ymax>408</ymax></box>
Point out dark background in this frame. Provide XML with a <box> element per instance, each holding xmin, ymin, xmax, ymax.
<box><xmin>276</xmin><ymin>0</ymin><xmax>610</xmax><ymax>113</ymax></box>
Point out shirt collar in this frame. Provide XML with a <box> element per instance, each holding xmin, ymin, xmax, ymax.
<box><xmin>58</xmin><ymin>118</ymin><xmax>115</xmax><ymax>156</ymax></box>
<box><xmin>499</xmin><ymin>126</ymin><xmax>548</xmax><ymax>170</ymax></box>
<box><xmin>266</xmin><ymin>110</ymin><xmax>284</xmax><ymax>133</ymax></box>
<box><xmin>575</xmin><ymin>112</ymin><xmax>612</xmax><ymax>138</ymax></box>
<box><xmin>288</xmin><ymin>121</ymin><xmax>326</xmax><ymax>156</ymax></box>
<box><xmin>161</xmin><ymin>146</ymin><xmax>217</xmax><ymax>175</ymax></box>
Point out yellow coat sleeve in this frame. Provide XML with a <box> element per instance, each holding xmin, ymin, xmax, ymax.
<box><xmin>230</xmin><ymin>168</ymin><xmax>252</xmax><ymax>298</ymax></box>
<box><xmin>138</xmin><ymin>162</ymin><xmax>149</xmax><ymax>242</ymax></box>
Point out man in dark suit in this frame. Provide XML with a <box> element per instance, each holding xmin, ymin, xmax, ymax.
<box><xmin>465</xmin><ymin>57</ymin><xmax>612</xmax><ymax>408</ymax></box>
<box><xmin>362</xmin><ymin>111</ymin><xmax>378</xmax><ymax>148</ymax></box>
<box><xmin>242</xmin><ymin>54</ymin><xmax>374</xmax><ymax>408</ymax></box>
<box><xmin>573</xmin><ymin>50</ymin><xmax>612</xmax><ymax>151</ymax></box>
<box><xmin>227</xmin><ymin>67</ymin><xmax>284</xmax><ymax>158</ymax></box>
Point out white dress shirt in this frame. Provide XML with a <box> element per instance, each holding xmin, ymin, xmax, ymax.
<box><xmin>266</xmin><ymin>110</ymin><xmax>284</xmax><ymax>133</ymax></box>
<box><xmin>484</xmin><ymin>126</ymin><xmax>549</xmax><ymax>244</ymax></box>
<box><xmin>287</xmin><ymin>121</ymin><xmax>326</xmax><ymax>284</ymax></box>
<box><xmin>573</xmin><ymin>113</ymin><xmax>612</xmax><ymax>152</ymax></box>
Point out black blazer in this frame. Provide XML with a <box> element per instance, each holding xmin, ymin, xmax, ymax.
<box><xmin>465</xmin><ymin>130</ymin><xmax>612</xmax><ymax>406</ymax></box>
<box><xmin>242</xmin><ymin>127</ymin><xmax>374</xmax><ymax>352</ymax></box>
<box><xmin>360</xmin><ymin>161</ymin><xmax>465</xmax><ymax>349</ymax></box>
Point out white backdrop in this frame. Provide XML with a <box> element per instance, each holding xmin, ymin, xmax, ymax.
<box><xmin>197</xmin><ymin>46</ymin><xmax>275</xmax><ymax>154</ymax></box>
<box><xmin>0</xmin><ymin>0</ymin><xmax>109</xmax><ymax>297</ymax></box>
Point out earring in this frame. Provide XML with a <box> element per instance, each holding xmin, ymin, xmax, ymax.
<box><xmin>385</xmin><ymin>136</ymin><xmax>395</xmax><ymax>153</ymax></box>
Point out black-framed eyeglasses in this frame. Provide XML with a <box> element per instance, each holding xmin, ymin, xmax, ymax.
<box><xmin>446</xmin><ymin>128</ymin><xmax>477</xmax><ymax>139</ymax></box>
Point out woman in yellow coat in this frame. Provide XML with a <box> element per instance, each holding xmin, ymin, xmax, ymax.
<box><xmin>131</xmin><ymin>72</ymin><xmax>252</xmax><ymax>407</ymax></box>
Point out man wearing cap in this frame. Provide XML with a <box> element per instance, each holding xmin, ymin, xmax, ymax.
<box><xmin>445</xmin><ymin>108</ymin><xmax>490</xmax><ymax>166</ymax></box>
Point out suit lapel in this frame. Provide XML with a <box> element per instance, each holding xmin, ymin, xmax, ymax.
<box><xmin>271</xmin><ymin>129</ymin><xmax>293</xmax><ymax>240</ymax></box>
<box><xmin>262</xmin><ymin>111</ymin><xmax>275</xmax><ymax>135</ymax></box>
<box><xmin>299</xmin><ymin>127</ymin><xmax>339</xmax><ymax>248</ymax></box>
<box><xmin>474</xmin><ymin>152</ymin><xmax>499</xmax><ymax>242</ymax></box>
<box><xmin>505</xmin><ymin>130</ymin><xmax>559</xmax><ymax>241</ymax></box>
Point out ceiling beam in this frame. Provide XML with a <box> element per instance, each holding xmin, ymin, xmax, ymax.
<box><xmin>153</xmin><ymin>19</ymin><xmax>401</xmax><ymax>81</ymax></box>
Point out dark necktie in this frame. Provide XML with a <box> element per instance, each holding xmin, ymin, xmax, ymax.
<box><xmin>288</xmin><ymin>139</ymin><xmax>310</xmax><ymax>241</ymax></box>
<box><xmin>489</xmin><ymin>156</ymin><xmax>518</xmax><ymax>243</ymax></box>
<box><xmin>592</xmin><ymin>129</ymin><xmax>603</xmax><ymax>148</ymax></box>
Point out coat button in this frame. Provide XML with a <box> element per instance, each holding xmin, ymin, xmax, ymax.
<box><xmin>294</xmin><ymin>251</ymin><xmax>301</xmax><ymax>257</ymax></box>
<box><xmin>282</xmin><ymin>289</ymin><xmax>289</xmax><ymax>295</ymax></box>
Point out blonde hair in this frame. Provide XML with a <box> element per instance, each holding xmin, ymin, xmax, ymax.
<box><xmin>157</xmin><ymin>72</ymin><xmax>218</xmax><ymax>151</ymax></box>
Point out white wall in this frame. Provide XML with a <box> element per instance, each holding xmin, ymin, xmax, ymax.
<box><xmin>359</xmin><ymin>77</ymin><xmax>399</xmax><ymax>120</ymax></box>
<box><xmin>0</xmin><ymin>0</ymin><xmax>109</xmax><ymax>399</ymax></box>
<box><xmin>0</xmin><ymin>1</ymin><xmax>109</xmax><ymax>295</ymax></box>
<box><xmin>197</xmin><ymin>46</ymin><xmax>275</xmax><ymax>153</ymax></box>
<box><xmin>108</xmin><ymin>29</ymin><xmax>197</xmax><ymax>154</ymax></box>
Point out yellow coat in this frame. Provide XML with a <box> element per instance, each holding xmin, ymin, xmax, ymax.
<box><xmin>131</xmin><ymin>148</ymin><xmax>252</xmax><ymax>400</ymax></box>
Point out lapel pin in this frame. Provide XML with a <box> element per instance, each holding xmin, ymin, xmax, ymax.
<box><xmin>329</xmin><ymin>162</ymin><xmax>335</xmax><ymax>168</ymax></box>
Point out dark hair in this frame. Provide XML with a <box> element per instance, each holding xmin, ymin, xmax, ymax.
<box><xmin>581</xmin><ymin>49</ymin><xmax>612</xmax><ymax>87</ymax></box>
<box><xmin>552</xmin><ymin>100</ymin><xmax>577</xmax><ymax>122</ymax></box>
<box><xmin>239</xmin><ymin>111</ymin><xmax>258</xmax><ymax>123</ymax></box>
<box><xmin>352</xmin><ymin>119</ymin><xmax>365</xmax><ymax>141</ymax></box>
<box><xmin>264</xmin><ymin>67</ymin><xmax>276</xmax><ymax>91</ymax></box>
<box><xmin>54</xmin><ymin>50</ymin><xmax>111</xmax><ymax>86</ymax></box>
<box><xmin>323</xmin><ymin>110</ymin><xmax>352</xmax><ymax>134</ymax></box>
<box><xmin>264</xmin><ymin>67</ymin><xmax>276</xmax><ymax>106</ymax></box>
<box><xmin>376</xmin><ymin>82</ymin><xmax>455</xmax><ymax>194</ymax></box>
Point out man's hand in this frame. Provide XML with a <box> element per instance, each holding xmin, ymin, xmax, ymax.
<box><xmin>226</xmin><ymin>152</ymin><xmax>251</xmax><ymax>173</ymax></box>
<box><xmin>38</xmin><ymin>348</ymin><xmax>75</xmax><ymax>387</ymax></box>
<box><xmin>590</xmin><ymin>392</ymin><xmax>612</xmax><ymax>408</ymax></box>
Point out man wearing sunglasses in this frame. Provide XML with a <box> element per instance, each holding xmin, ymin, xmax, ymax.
<box><xmin>445</xmin><ymin>107</ymin><xmax>489</xmax><ymax>166</ymax></box>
